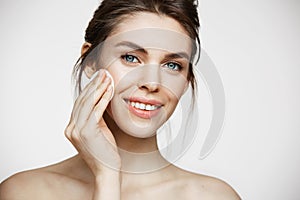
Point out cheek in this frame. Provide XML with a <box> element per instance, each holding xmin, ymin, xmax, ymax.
<box><xmin>160</xmin><ymin>73</ymin><xmax>188</xmax><ymax>100</ymax></box>
<box><xmin>166</xmin><ymin>88</ymin><xmax>181</xmax><ymax>112</ymax></box>
<box><xmin>105</xmin><ymin>60</ymin><xmax>133</xmax><ymax>89</ymax></box>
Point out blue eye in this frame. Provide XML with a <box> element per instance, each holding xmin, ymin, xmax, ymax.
<box><xmin>165</xmin><ymin>62</ymin><xmax>182</xmax><ymax>71</ymax></box>
<box><xmin>121</xmin><ymin>54</ymin><xmax>139</xmax><ymax>63</ymax></box>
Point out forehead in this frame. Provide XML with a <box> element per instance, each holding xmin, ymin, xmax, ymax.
<box><xmin>105</xmin><ymin>12</ymin><xmax>193</xmax><ymax>54</ymax></box>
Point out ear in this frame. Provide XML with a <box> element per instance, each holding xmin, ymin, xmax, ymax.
<box><xmin>81</xmin><ymin>42</ymin><xmax>96</xmax><ymax>78</ymax></box>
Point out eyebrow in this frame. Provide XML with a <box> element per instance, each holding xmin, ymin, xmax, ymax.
<box><xmin>115</xmin><ymin>41</ymin><xmax>190</xmax><ymax>61</ymax></box>
<box><xmin>115</xmin><ymin>41</ymin><xmax>147</xmax><ymax>54</ymax></box>
<box><xmin>164</xmin><ymin>52</ymin><xmax>190</xmax><ymax>61</ymax></box>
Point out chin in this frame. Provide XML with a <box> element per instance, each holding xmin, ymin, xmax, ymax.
<box><xmin>119</xmin><ymin>125</ymin><xmax>157</xmax><ymax>139</ymax></box>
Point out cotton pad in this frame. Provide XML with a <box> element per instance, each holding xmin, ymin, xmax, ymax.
<box><xmin>104</xmin><ymin>69</ymin><xmax>115</xmax><ymax>101</ymax></box>
<box><xmin>79</xmin><ymin>69</ymin><xmax>115</xmax><ymax>101</ymax></box>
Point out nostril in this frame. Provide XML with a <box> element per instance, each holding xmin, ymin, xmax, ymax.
<box><xmin>139</xmin><ymin>82</ymin><xmax>160</xmax><ymax>92</ymax></box>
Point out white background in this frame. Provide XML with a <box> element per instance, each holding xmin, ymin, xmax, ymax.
<box><xmin>0</xmin><ymin>0</ymin><xmax>299</xmax><ymax>199</ymax></box>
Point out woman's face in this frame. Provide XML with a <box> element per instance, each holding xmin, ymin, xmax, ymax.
<box><xmin>96</xmin><ymin>12</ymin><xmax>193</xmax><ymax>138</ymax></box>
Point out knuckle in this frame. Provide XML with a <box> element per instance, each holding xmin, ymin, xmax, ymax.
<box><xmin>67</xmin><ymin>125</ymin><xmax>80</xmax><ymax>142</ymax></box>
<box><xmin>69</xmin><ymin>126</ymin><xmax>87</xmax><ymax>143</ymax></box>
<box><xmin>70</xmin><ymin>131</ymin><xmax>80</xmax><ymax>143</ymax></box>
<box><xmin>64</xmin><ymin>128</ymin><xmax>70</xmax><ymax>139</ymax></box>
<box><xmin>64</xmin><ymin>123</ymin><xmax>73</xmax><ymax>139</ymax></box>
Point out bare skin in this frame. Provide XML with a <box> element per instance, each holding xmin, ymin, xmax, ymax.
<box><xmin>0</xmin><ymin>155</ymin><xmax>240</xmax><ymax>200</ymax></box>
<box><xmin>0</xmin><ymin>13</ymin><xmax>240</xmax><ymax>200</ymax></box>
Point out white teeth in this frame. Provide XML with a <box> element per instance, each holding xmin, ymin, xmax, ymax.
<box><xmin>129</xmin><ymin>101</ymin><xmax>159</xmax><ymax>111</ymax></box>
<box><xmin>140</xmin><ymin>103</ymin><xmax>146</xmax><ymax>110</ymax></box>
<box><xmin>135</xmin><ymin>102</ymin><xmax>140</xmax><ymax>108</ymax></box>
<box><xmin>145</xmin><ymin>105</ymin><xmax>152</xmax><ymax>110</ymax></box>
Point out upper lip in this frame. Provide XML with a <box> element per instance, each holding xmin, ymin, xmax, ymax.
<box><xmin>125</xmin><ymin>97</ymin><xmax>163</xmax><ymax>107</ymax></box>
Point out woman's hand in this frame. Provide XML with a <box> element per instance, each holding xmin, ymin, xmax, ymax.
<box><xmin>64</xmin><ymin>69</ymin><xmax>121</xmax><ymax>175</ymax></box>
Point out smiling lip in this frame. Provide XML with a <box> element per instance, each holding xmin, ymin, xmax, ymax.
<box><xmin>124</xmin><ymin>97</ymin><xmax>163</xmax><ymax>119</ymax></box>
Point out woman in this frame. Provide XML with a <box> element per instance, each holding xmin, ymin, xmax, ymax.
<box><xmin>0</xmin><ymin>0</ymin><xmax>240</xmax><ymax>199</ymax></box>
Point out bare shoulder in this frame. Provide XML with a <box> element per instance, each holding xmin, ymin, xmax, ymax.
<box><xmin>0</xmin><ymin>156</ymin><xmax>91</xmax><ymax>200</ymax></box>
<box><xmin>0</xmin><ymin>169</ymin><xmax>55</xmax><ymax>200</ymax></box>
<box><xmin>191</xmin><ymin>174</ymin><xmax>241</xmax><ymax>199</ymax></box>
<box><xmin>176</xmin><ymin>168</ymin><xmax>241</xmax><ymax>200</ymax></box>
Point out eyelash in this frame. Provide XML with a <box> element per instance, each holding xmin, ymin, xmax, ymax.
<box><xmin>163</xmin><ymin>62</ymin><xmax>183</xmax><ymax>71</ymax></box>
<box><xmin>121</xmin><ymin>54</ymin><xmax>183</xmax><ymax>72</ymax></box>
<box><xmin>121</xmin><ymin>54</ymin><xmax>140</xmax><ymax>64</ymax></box>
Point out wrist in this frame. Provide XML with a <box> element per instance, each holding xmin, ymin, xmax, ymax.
<box><xmin>93</xmin><ymin>169</ymin><xmax>121</xmax><ymax>200</ymax></box>
<box><xmin>95</xmin><ymin>168</ymin><xmax>121</xmax><ymax>182</ymax></box>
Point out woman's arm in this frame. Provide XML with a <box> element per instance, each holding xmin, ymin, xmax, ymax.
<box><xmin>65</xmin><ymin>69</ymin><xmax>121</xmax><ymax>200</ymax></box>
<box><xmin>93</xmin><ymin>169</ymin><xmax>121</xmax><ymax>200</ymax></box>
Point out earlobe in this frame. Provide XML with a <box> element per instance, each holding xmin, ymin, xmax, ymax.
<box><xmin>81</xmin><ymin>42</ymin><xmax>92</xmax><ymax>56</ymax></box>
<box><xmin>81</xmin><ymin>42</ymin><xmax>96</xmax><ymax>78</ymax></box>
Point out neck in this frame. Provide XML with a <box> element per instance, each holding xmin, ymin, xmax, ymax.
<box><xmin>103</xmin><ymin>112</ymin><xmax>170</xmax><ymax>173</ymax></box>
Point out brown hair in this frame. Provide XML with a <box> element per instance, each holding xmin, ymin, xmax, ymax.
<box><xmin>73</xmin><ymin>0</ymin><xmax>200</xmax><ymax>96</ymax></box>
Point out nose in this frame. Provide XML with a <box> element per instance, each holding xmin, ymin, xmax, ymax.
<box><xmin>137</xmin><ymin>64</ymin><xmax>161</xmax><ymax>92</ymax></box>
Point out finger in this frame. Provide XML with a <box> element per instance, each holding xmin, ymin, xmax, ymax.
<box><xmin>69</xmin><ymin>70</ymin><xmax>110</xmax><ymax>145</ymax></box>
<box><xmin>72</xmin><ymin>69</ymin><xmax>106</xmax><ymax>122</ymax></box>
<box><xmin>93</xmin><ymin>84</ymin><xmax>114</xmax><ymax>123</ymax></box>
<box><xmin>82</xmin><ymin>84</ymin><xmax>113</xmax><ymax>139</ymax></box>
<box><xmin>74</xmin><ymin>76</ymin><xmax>111</xmax><ymax>129</ymax></box>
<box><xmin>72</xmin><ymin>70</ymin><xmax>105</xmax><ymax>119</ymax></box>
